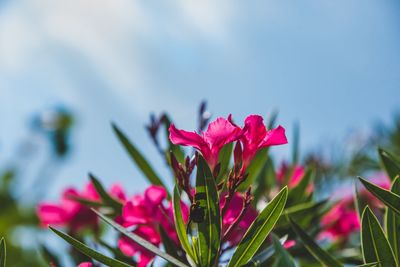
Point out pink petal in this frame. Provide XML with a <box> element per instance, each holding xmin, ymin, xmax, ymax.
<box><xmin>122</xmin><ymin>201</ymin><xmax>150</xmax><ymax>226</ymax></box>
<box><xmin>77</xmin><ymin>262</ymin><xmax>92</xmax><ymax>267</ymax></box>
<box><xmin>37</xmin><ymin>203</ymin><xmax>67</xmax><ymax>226</ymax></box>
<box><xmin>144</xmin><ymin>185</ymin><xmax>167</xmax><ymax>206</ymax></box>
<box><xmin>169</xmin><ymin>124</ymin><xmax>204</xmax><ymax>150</ymax></box>
<box><xmin>110</xmin><ymin>184</ymin><xmax>127</xmax><ymax>202</ymax></box>
<box><xmin>203</xmin><ymin>117</ymin><xmax>242</xmax><ymax>149</ymax></box>
<box><xmin>83</xmin><ymin>182</ymin><xmax>101</xmax><ymax>201</ymax></box>
<box><xmin>261</xmin><ymin>125</ymin><xmax>288</xmax><ymax>147</ymax></box>
<box><xmin>118</xmin><ymin>236</ymin><xmax>137</xmax><ymax>257</ymax></box>
<box><xmin>243</xmin><ymin>115</ymin><xmax>267</xmax><ymax>146</ymax></box>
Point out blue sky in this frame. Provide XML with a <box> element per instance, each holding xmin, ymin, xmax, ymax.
<box><xmin>0</xmin><ymin>0</ymin><xmax>399</xmax><ymax>198</ymax></box>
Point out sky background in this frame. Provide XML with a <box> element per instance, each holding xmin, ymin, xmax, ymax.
<box><xmin>1</xmin><ymin>0</ymin><xmax>400</xmax><ymax>199</ymax></box>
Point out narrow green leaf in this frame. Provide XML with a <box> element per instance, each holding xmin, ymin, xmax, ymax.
<box><xmin>277</xmin><ymin>200</ymin><xmax>328</xmax><ymax>227</ymax></box>
<box><xmin>68</xmin><ymin>196</ymin><xmax>104</xmax><ymax>208</ymax></box>
<box><xmin>287</xmin><ymin>168</ymin><xmax>314</xmax><ymax>205</ymax></box>
<box><xmin>162</xmin><ymin>114</ymin><xmax>185</xmax><ymax>163</ymax></box>
<box><xmin>239</xmin><ymin>148</ymin><xmax>269</xmax><ymax>191</ymax></box>
<box><xmin>354</xmin><ymin>180</ymin><xmax>369</xmax><ymax>220</ymax></box>
<box><xmin>92</xmin><ymin>210</ymin><xmax>189</xmax><ymax>267</ymax></box>
<box><xmin>227</xmin><ymin>187</ymin><xmax>288</xmax><ymax>267</ymax></box>
<box><xmin>243</xmin><ymin>235</ymin><xmax>288</xmax><ymax>267</ymax></box>
<box><xmin>0</xmin><ymin>238</ymin><xmax>6</xmax><ymax>267</ymax></box>
<box><xmin>291</xmin><ymin>122</ymin><xmax>300</xmax><ymax>165</ymax></box>
<box><xmin>379</xmin><ymin>148</ymin><xmax>400</xmax><ymax>181</ymax></box>
<box><xmin>159</xmin><ymin>226</ymin><xmax>180</xmax><ymax>261</ymax></box>
<box><xmin>172</xmin><ymin>186</ymin><xmax>196</xmax><ymax>263</ymax></box>
<box><xmin>386</xmin><ymin>177</ymin><xmax>400</xmax><ymax>264</ymax></box>
<box><xmin>40</xmin><ymin>244</ymin><xmax>61</xmax><ymax>267</ymax></box>
<box><xmin>359</xmin><ymin>177</ymin><xmax>400</xmax><ymax>215</ymax></box>
<box><xmin>289</xmin><ymin>218</ymin><xmax>343</xmax><ymax>267</ymax></box>
<box><xmin>50</xmin><ymin>227</ymin><xmax>133</xmax><ymax>267</ymax></box>
<box><xmin>271</xmin><ymin>234</ymin><xmax>295</xmax><ymax>267</ymax></box>
<box><xmin>361</xmin><ymin>207</ymin><xmax>397</xmax><ymax>267</ymax></box>
<box><xmin>253</xmin><ymin>158</ymin><xmax>276</xmax><ymax>204</ymax></box>
<box><xmin>216</xmin><ymin>143</ymin><xmax>233</xmax><ymax>182</ymax></box>
<box><xmin>357</xmin><ymin>263</ymin><xmax>378</xmax><ymax>267</ymax></box>
<box><xmin>195</xmin><ymin>156</ymin><xmax>221</xmax><ymax>267</ymax></box>
<box><xmin>89</xmin><ymin>173</ymin><xmax>123</xmax><ymax>212</ymax></box>
<box><xmin>112</xmin><ymin>123</ymin><xmax>166</xmax><ymax>188</ymax></box>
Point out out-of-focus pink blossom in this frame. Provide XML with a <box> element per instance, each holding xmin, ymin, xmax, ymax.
<box><xmin>277</xmin><ymin>163</ymin><xmax>305</xmax><ymax>188</ymax></box>
<box><xmin>221</xmin><ymin>192</ymin><xmax>258</xmax><ymax>246</ymax></box>
<box><xmin>319</xmin><ymin>199</ymin><xmax>360</xmax><ymax>242</ymax></box>
<box><xmin>77</xmin><ymin>262</ymin><xmax>92</xmax><ymax>267</ymax></box>
<box><xmin>37</xmin><ymin>182</ymin><xmax>101</xmax><ymax>233</ymax></box>
<box><xmin>169</xmin><ymin>116</ymin><xmax>242</xmax><ymax>170</ymax></box>
<box><xmin>240</xmin><ymin>115</ymin><xmax>287</xmax><ymax>172</ymax></box>
<box><xmin>118</xmin><ymin>185</ymin><xmax>189</xmax><ymax>267</ymax></box>
<box><xmin>283</xmin><ymin>240</ymin><xmax>296</xmax><ymax>249</ymax></box>
<box><xmin>276</xmin><ymin>162</ymin><xmax>313</xmax><ymax>192</ymax></box>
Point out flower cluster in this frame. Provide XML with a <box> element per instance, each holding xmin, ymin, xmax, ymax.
<box><xmin>170</xmin><ymin>114</ymin><xmax>287</xmax><ymax>173</ymax></box>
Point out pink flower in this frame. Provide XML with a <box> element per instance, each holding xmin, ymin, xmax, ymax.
<box><xmin>319</xmin><ymin>199</ymin><xmax>360</xmax><ymax>242</ymax></box>
<box><xmin>117</xmin><ymin>185</ymin><xmax>189</xmax><ymax>266</ymax></box>
<box><xmin>169</xmin><ymin>116</ymin><xmax>242</xmax><ymax>170</ymax></box>
<box><xmin>283</xmin><ymin>240</ymin><xmax>296</xmax><ymax>249</ymax></box>
<box><xmin>221</xmin><ymin>192</ymin><xmax>258</xmax><ymax>246</ymax></box>
<box><xmin>37</xmin><ymin>182</ymin><xmax>101</xmax><ymax>233</ymax></box>
<box><xmin>77</xmin><ymin>262</ymin><xmax>92</xmax><ymax>267</ymax></box>
<box><xmin>276</xmin><ymin>162</ymin><xmax>313</xmax><ymax>192</ymax></box>
<box><xmin>240</xmin><ymin>115</ymin><xmax>287</xmax><ymax>172</ymax></box>
<box><xmin>277</xmin><ymin>163</ymin><xmax>305</xmax><ymax>188</ymax></box>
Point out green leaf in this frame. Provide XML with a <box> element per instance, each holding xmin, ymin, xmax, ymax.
<box><xmin>112</xmin><ymin>123</ymin><xmax>166</xmax><ymax>189</ymax></box>
<box><xmin>172</xmin><ymin>186</ymin><xmax>196</xmax><ymax>263</ymax></box>
<box><xmin>361</xmin><ymin>207</ymin><xmax>398</xmax><ymax>267</ymax></box>
<box><xmin>359</xmin><ymin>177</ymin><xmax>400</xmax><ymax>215</ymax></box>
<box><xmin>357</xmin><ymin>263</ymin><xmax>378</xmax><ymax>267</ymax></box>
<box><xmin>289</xmin><ymin>218</ymin><xmax>343</xmax><ymax>267</ymax></box>
<box><xmin>277</xmin><ymin>200</ymin><xmax>328</xmax><ymax>227</ymax></box>
<box><xmin>162</xmin><ymin>114</ymin><xmax>185</xmax><ymax>163</ymax></box>
<box><xmin>379</xmin><ymin>148</ymin><xmax>400</xmax><ymax>181</ymax></box>
<box><xmin>227</xmin><ymin>187</ymin><xmax>288</xmax><ymax>267</ymax></box>
<box><xmin>0</xmin><ymin>237</ymin><xmax>6</xmax><ymax>267</ymax></box>
<box><xmin>239</xmin><ymin>148</ymin><xmax>269</xmax><ymax>191</ymax></box>
<box><xmin>195</xmin><ymin>156</ymin><xmax>221</xmax><ymax>267</ymax></box>
<box><xmin>291</xmin><ymin>122</ymin><xmax>300</xmax><ymax>165</ymax></box>
<box><xmin>253</xmin><ymin>158</ymin><xmax>276</xmax><ymax>204</ymax></box>
<box><xmin>216</xmin><ymin>143</ymin><xmax>233</xmax><ymax>182</ymax></box>
<box><xmin>158</xmin><ymin>226</ymin><xmax>180</xmax><ymax>261</ymax></box>
<box><xmin>40</xmin><ymin>244</ymin><xmax>61</xmax><ymax>267</ymax></box>
<box><xmin>271</xmin><ymin>234</ymin><xmax>295</xmax><ymax>267</ymax></box>
<box><xmin>243</xmin><ymin>235</ymin><xmax>288</xmax><ymax>267</ymax></box>
<box><xmin>287</xmin><ymin>168</ymin><xmax>314</xmax><ymax>205</ymax></box>
<box><xmin>386</xmin><ymin>177</ymin><xmax>400</xmax><ymax>264</ymax></box>
<box><xmin>92</xmin><ymin>210</ymin><xmax>189</xmax><ymax>267</ymax></box>
<box><xmin>50</xmin><ymin>227</ymin><xmax>133</xmax><ymax>267</ymax></box>
<box><xmin>355</xmin><ymin>180</ymin><xmax>369</xmax><ymax>220</ymax></box>
<box><xmin>89</xmin><ymin>173</ymin><xmax>123</xmax><ymax>212</ymax></box>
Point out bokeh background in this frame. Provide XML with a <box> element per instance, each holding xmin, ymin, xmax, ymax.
<box><xmin>1</xmin><ymin>0</ymin><xmax>399</xmax><ymax>197</ymax></box>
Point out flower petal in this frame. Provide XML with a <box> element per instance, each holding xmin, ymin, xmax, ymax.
<box><xmin>169</xmin><ymin>124</ymin><xmax>204</xmax><ymax>150</ymax></box>
<box><xmin>261</xmin><ymin>125</ymin><xmax>288</xmax><ymax>147</ymax></box>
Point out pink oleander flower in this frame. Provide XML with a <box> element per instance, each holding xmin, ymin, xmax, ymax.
<box><xmin>319</xmin><ymin>198</ymin><xmax>360</xmax><ymax>242</ymax></box>
<box><xmin>240</xmin><ymin>115</ymin><xmax>287</xmax><ymax>172</ymax></box>
<box><xmin>221</xmin><ymin>192</ymin><xmax>258</xmax><ymax>246</ymax></box>
<box><xmin>118</xmin><ymin>185</ymin><xmax>189</xmax><ymax>267</ymax></box>
<box><xmin>77</xmin><ymin>262</ymin><xmax>92</xmax><ymax>267</ymax></box>
<box><xmin>37</xmin><ymin>182</ymin><xmax>101</xmax><ymax>233</ymax></box>
<box><xmin>283</xmin><ymin>240</ymin><xmax>296</xmax><ymax>249</ymax></box>
<box><xmin>277</xmin><ymin>163</ymin><xmax>305</xmax><ymax>188</ymax></box>
<box><xmin>169</xmin><ymin>116</ymin><xmax>242</xmax><ymax>170</ymax></box>
<box><xmin>276</xmin><ymin>162</ymin><xmax>314</xmax><ymax>192</ymax></box>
